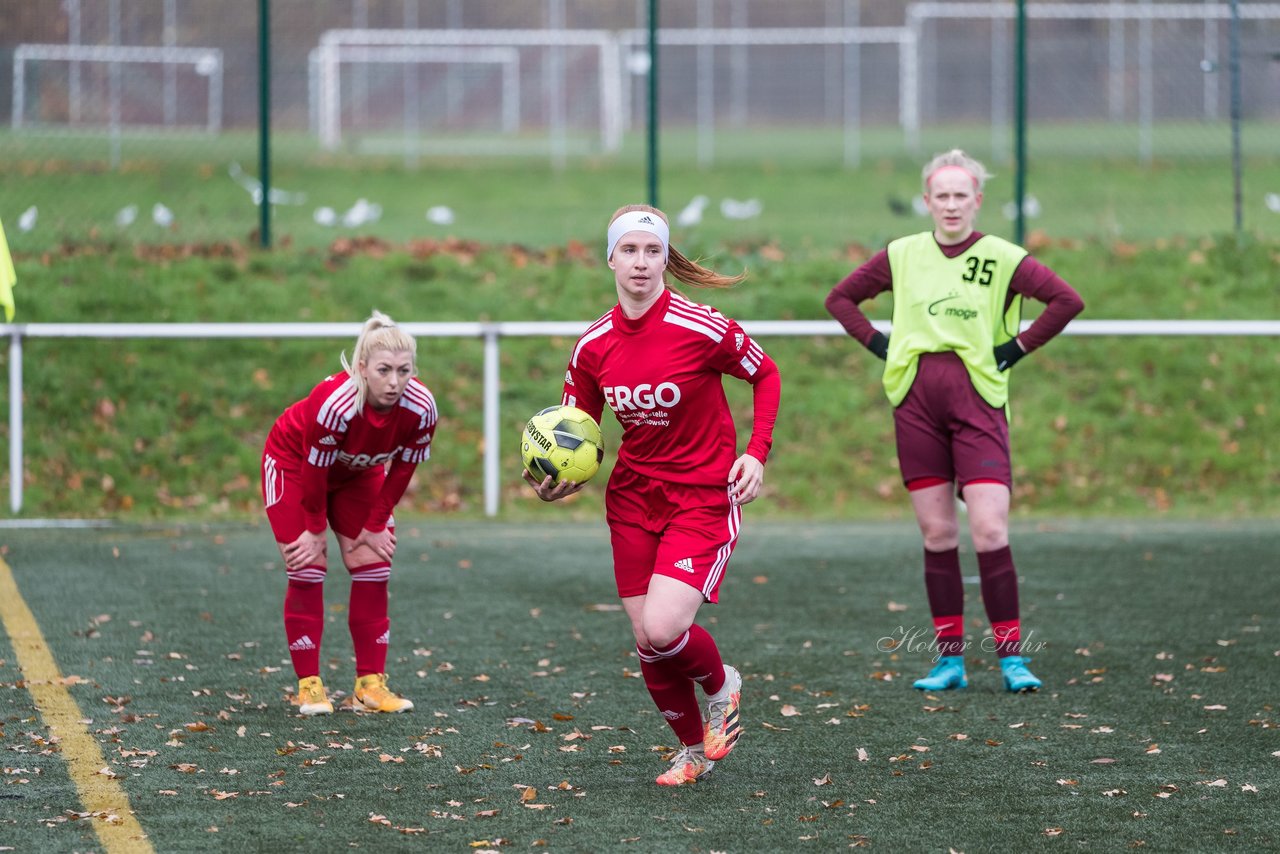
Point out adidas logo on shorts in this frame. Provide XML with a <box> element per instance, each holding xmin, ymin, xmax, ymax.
<box><xmin>289</xmin><ymin>634</ymin><xmax>317</xmax><ymax>651</ymax></box>
<box><xmin>673</xmin><ymin>557</ymin><xmax>695</xmax><ymax>573</ymax></box>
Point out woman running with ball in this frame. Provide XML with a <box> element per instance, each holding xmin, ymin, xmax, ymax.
<box><xmin>825</xmin><ymin>150</ymin><xmax>1083</xmax><ymax>693</ymax></box>
<box><xmin>525</xmin><ymin>205</ymin><xmax>781</xmax><ymax>785</ymax></box>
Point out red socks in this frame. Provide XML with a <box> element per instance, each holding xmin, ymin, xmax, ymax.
<box><xmin>638</xmin><ymin>625</ymin><xmax>728</xmax><ymax>746</ymax></box>
<box><xmin>652</xmin><ymin>624</ymin><xmax>727</xmax><ymax>694</ymax></box>
<box><xmin>348</xmin><ymin>564</ymin><xmax>391</xmax><ymax>677</ymax></box>
<box><xmin>284</xmin><ymin>578</ymin><xmax>324</xmax><ymax>678</ymax></box>
<box><xmin>637</xmin><ymin>644</ymin><xmax>704</xmax><ymax>746</ymax></box>
<box><xmin>283</xmin><ymin>563</ymin><xmax>392</xmax><ymax>680</ymax></box>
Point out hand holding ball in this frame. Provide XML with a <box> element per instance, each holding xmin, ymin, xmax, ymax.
<box><xmin>520</xmin><ymin>405</ymin><xmax>604</xmax><ymax>485</ymax></box>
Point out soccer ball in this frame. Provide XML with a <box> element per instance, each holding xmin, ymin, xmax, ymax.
<box><xmin>520</xmin><ymin>405</ymin><xmax>604</xmax><ymax>485</ymax></box>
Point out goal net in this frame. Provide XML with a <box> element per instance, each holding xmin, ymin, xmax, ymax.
<box><xmin>311</xmin><ymin>29</ymin><xmax>621</xmax><ymax>160</ymax></box>
<box><xmin>11</xmin><ymin>43</ymin><xmax>224</xmax><ymax>134</ymax></box>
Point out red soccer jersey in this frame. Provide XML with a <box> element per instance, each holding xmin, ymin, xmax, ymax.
<box><xmin>264</xmin><ymin>372</ymin><xmax>438</xmax><ymax>532</ymax></box>
<box><xmin>561</xmin><ymin>288</ymin><xmax>778</xmax><ymax>486</ymax></box>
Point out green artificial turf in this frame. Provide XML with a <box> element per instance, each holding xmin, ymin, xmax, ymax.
<box><xmin>0</xmin><ymin>520</ymin><xmax>1275</xmax><ymax>851</ymax></box>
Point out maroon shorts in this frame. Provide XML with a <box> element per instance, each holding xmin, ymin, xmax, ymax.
<box><xmin>261</xmin><ymin>452</ymin><xmax>391</xmax><ymax>545</ymax></box>
<box><xmin>605</xmin><ymin>465</ymin><xmax>741</xmax><ymax>603</ymax></box>
<box><xmin>893</xmin><ymin>352</ymin><xmax>1012</xmax><ymax>490</ymax></box>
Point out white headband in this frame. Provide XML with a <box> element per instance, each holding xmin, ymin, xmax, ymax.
<box><xmin>606</xmin><ymin>210</ymin><xmax>669</xmax><ymax>262</ymax></box>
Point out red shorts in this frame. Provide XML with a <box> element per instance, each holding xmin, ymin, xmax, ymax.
<box><xmin>604</xmin><ymin>465</ymin><xmax>741</xmax><ymax>603</ymax></box>
<box><xmin>893</xmin><ymin>352</ymin><xmax>1012</xmax><ymax>490</ymax></box>
<box><xmin>261</xmin><ymin>451</ymin><xmax>392</xmax><ymax>545</ymax></box>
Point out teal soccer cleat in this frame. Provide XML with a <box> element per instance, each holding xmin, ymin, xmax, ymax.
<box><xmin>1001</xmin><ymin>656</ymin><xmax>1042</xmax><ymax>693</ymax></box>
<box><xmin>913</xmin><ymin>656</ymin><xmax>968</xmax><ymax>691</ymax></box>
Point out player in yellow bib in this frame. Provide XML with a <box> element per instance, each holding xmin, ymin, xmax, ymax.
<box><xmin>826</xmin><ymin>150</ymin><xmax>1084</xmax><ymax>693</ymax></box>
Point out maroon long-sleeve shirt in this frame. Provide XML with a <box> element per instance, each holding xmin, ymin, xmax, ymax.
<box><xmin>824</xmin><ymin>231</ymin><xmax>1084</xmax><ymax>354</ymax></box>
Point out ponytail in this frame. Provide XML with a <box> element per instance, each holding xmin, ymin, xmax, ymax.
<box><xmin>340</xmin><ymin>310</ymin><xmax>417</xmax><ymax>413</ymax></box>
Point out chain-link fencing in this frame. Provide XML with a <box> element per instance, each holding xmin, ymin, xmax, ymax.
<box><xmin>2</xmin><ymin>0</ymin><xmax>1278</xmax><ymax>253</ymax></box>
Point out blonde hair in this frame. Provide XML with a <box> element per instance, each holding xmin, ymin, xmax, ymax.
<box><xmin>340</xmin><ymin>310</ymin><xmax>417</xmax><ymax>413</ymax></box>
<box><xmin>922</xmin><ymin>149</ymin><xmax>992</xmax><ymax>194</ymax></box>
<box><xmin>607</xmin><ymin>204</ymin><xmax>745</xmax><ymax>289</ymax></box>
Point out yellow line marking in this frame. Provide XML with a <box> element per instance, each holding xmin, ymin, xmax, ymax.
<box><xmin>0</xmin><ymin>556</ymin><xmax>154</xmax><ymax>853</ymax></box>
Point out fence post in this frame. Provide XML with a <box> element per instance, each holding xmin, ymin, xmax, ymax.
<box><xmin>258</xmin><ymin>0</ymin><xmax>272</xmax><ymax>248</ymax></box>
<box><xmin>9</xmin><ymin>331</ymin><xmax>22</xmax><ymax>513</ymax></box>
<box><xmin>483</xmin><ymin>325</ymin><xmax>501</xmax><ymax>517</ymax></box>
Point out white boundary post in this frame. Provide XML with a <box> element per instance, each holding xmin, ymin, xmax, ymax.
<box><xmin>8</xmin><ymin>333</ymin><xmax>21</xmax><ymax>515</ymax></box>
<box><xmin>482</xmin><ymin>325</ymin><xmax>501</xmax><ymax>518</ymax></box>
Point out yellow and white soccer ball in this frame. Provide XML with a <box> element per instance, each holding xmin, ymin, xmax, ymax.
<box><xmin>520</xmin><ymin>405</ymin><xmax>604</xmax><ymax>485</ymax></box>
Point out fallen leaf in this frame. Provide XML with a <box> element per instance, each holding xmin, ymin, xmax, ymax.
<box><xmin>856</xmin><ymin>748</ymin><xmax>869</xmax><ymax>762</ymax></box>
<box><xmin>813</xmin><ymin>773</ymin><xmax>833</xmax><ymax>786</ymax></box>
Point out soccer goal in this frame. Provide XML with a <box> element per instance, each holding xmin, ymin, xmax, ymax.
<box><xmin>312</xmin><ymin>28</ymin><xmax>622</xmax><ymax>162</ymax></box>
<box><xmin>905</xmin><ymin>2</ymin><xmax>1280</xmax><ymax>163</ymax></box>
<box><xmin>310</xmin><ymin>44</ymin><xmax>522</xmax><ymax>148</ymax></box>
<box><xmin>11</xmin><ymin>43</ymin><xmax>224</xmax><ymax>134</ymax></box>
<box><xmin>615</xmin><ymin>25</ymin><xmax>918</xmax><ymax>168</ymax></box>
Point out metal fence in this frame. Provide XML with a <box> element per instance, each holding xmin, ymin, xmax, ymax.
<box><xmin>6</xmin><ymin>318</ymin><xmax>1279</xmax><ymax>517</ymax></box>
<box><xmin>3</xmin><ymin>0</ymin><xmax>1279</xmax><ymax>247</ymax></box>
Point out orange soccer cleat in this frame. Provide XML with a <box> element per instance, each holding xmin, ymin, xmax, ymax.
<box><xmin>655</xmin><ymin>745</ymin><xmax>714</xmax><ymax>786</ymax></box>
